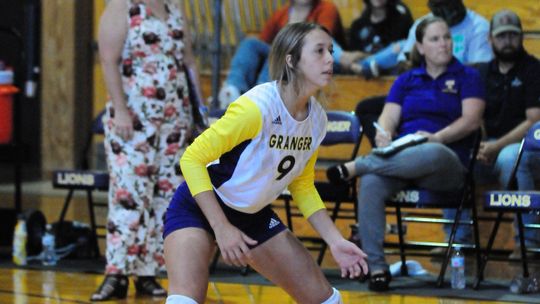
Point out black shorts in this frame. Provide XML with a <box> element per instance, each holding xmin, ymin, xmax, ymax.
<box><xmin>163</xmin><ymin>182</ymin><xmax>287</xmax><ymax>248</ymax></box>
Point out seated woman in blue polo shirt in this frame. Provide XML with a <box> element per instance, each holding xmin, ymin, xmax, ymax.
<box><xmin>326</xmin><ymin>16</ymin><xmax>485</xmax><ymax>291</ymax></box>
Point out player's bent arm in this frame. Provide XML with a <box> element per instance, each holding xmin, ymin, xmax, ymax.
<box><xmin>193</xmin><ymin>190</ymin><xmax>258</xmax><ymax>266</ymax></box>
<box><xmin>193</xmin><ymin>191</ymin><xmax>230</xmax><ymax>230</ymax></box>
<box><xmin>288</xmin><ymin>150</ymin><xmax>326</xmax><ymax>218</ymax></box>
<box><xmin>289</xmin><ymin>153</ymin><xmax>347</xmax><ymax>257</ymax></box>
<box><xmin>180</xmin><ymin>97</ymin><xmax>263</xmax><ymax>195</ymax></box>
<box><xmin>307</xmin><ymin>209</ymin><xmax>345</xmax><ymax>247</ymax></box>
<box><xmin>307</xmin><ymin>204</ymin><xmax>369</xmax><ymax>277</ymax></box>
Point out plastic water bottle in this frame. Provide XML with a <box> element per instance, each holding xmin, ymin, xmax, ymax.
<box><xmin>450</xmin><ymin>246</ymin><xmax>466</xmax><ymax>289</ymax></box>
<box><xmin>12</xmin><ymin>216</ymin><xmax>27</xmax><ymax>266</ymax></box>
<box><xmin>41</xmin><ymin>224</ymin><xmax>57</xmax><ymax>266</ymax></box>
<box><xmin>510</xmin><ymin>275</ymin><xmax>539</xmax><ymax>294</ymax></box>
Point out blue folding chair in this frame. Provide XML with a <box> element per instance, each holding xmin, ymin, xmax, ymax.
<box><xmin>280</xmin><ymin>110</ymin><xmax>363</xmax><ymax>265</ymax></box>
<box><xmin>474</xmin><ymin>121</ymin><xmax>540</xmax><ymax>289</ymax></box>
<box><xmin>385</xmin><ymin>130</ymin><xmax>483</xmax><ymax>287</ymax></box>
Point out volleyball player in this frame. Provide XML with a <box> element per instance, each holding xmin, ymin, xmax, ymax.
<box><xmin>163</xmin><ymin>22</ymin><xmax>368</xmax><ymax>304</ymax></box>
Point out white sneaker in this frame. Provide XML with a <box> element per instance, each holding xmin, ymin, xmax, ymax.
<box><xmin>389</xmin><ymin>260</ymin><xmax>427</xmax><ymax>277</ymax></box>
<box><xmin>218</xmin><ymin>84</ymin><xmax>240</xmax><ymax>109</ymax></box>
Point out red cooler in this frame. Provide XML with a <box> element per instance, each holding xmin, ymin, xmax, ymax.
<box><xmin>0</xmin><ymin>69</ymin><xmax>18</xmax><ymax>144</ymax></box>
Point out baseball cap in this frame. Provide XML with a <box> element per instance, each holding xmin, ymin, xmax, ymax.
<box><xmin>490</xmin><ymin>10</ymin><xmax>522</xmax><ymax>36</ymax></box>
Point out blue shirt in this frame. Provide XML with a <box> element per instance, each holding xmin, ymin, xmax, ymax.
<box><xmin>387</xmin><ymin>59</ymin><xmax>485</xmax><ymax>164</ymax></box>
<box><xmin>398</xmin><ymin>10</ymin><xmax>493</xmax><ymax>64</ymax></box>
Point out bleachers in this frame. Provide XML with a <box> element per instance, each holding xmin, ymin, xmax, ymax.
<box><xmin>188</xmin><ymin>0</ymin><xmax>540</xmax><ymax>112</ymax></box>
<box><xmin>89</xmin><ymin>0</ymin><xmax>540</xmax><ymax>267</ymax></box>
<box><xmin>181</xmin><ymin>0</ymin><xmax>289</xmax><ymax>73</ymax></box>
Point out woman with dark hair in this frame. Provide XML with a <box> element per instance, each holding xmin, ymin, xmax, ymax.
<box><xmin>164</xmin><ymin>22</ymin><xmax>367</xmax><ymax>304</ymax></box>
<box><xmin>327</xmin><ymin>16</ymin><xmax>485</xmax><ymax>291</ymax></box>
<box><xmin>333</xmin><ymin>0</ymin><xmax>413</xmax><ymax>78</ymax></box>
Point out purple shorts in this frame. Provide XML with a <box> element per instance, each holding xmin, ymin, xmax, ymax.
<box><xmin>163</xmin><ymin>182</ymin><xmax>287</xmax><ymax>248</ymax></box>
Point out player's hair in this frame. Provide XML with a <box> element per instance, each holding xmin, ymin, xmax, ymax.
<box><xmin>269</xmin><ymin>22</ymin><xmax>331</xmax><ymax>97</ymax></box>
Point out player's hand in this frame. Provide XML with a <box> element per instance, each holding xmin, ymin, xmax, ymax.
<box><xmin>113</xmin><ymin>108</ymin><xmax>134</xmax><ymax>141</ymax></box>
<box><xmin>214</xmin><ymin>222</ymin><xmax>257</xmax><ymax>267</ymax></box>
<box><xmin>329</xmin><ymin>238</ymin><xmax>368</xmax><ymax>279</ymax></box>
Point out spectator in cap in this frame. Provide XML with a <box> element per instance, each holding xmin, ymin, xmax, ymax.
<box><xmin>474</xmin><ymin>9</ymin><xmax>540</xmax><ymax>258</ymax></box>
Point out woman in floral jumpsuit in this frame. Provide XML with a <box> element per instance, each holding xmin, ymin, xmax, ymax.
<box><xmin>92</xmin><ymin>0</ymin><xmax>203</xmax><ymax>301</ymax></box>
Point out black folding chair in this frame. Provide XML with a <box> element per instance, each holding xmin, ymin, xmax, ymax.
<box><xmin>51</xmin><ymin>110</ymin><xmax>107</xmax><ymax>258</ymax></box>
<box><xmin>474</xmin><ymin>121</ymin><xmax>540</xmax><ymax>289</ymax></box>
<box><xmin>279</xmin><ymin>110</ymin><xmax>363</xmax><ymax>265</ymax></box>
<box><xmin>385</xmin><ymin>130</ymin><xmax>482</xmax><ymax>287</ymax></box>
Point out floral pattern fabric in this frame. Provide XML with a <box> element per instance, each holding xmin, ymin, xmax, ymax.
<box><xmin>102</xmin><ymin>0</ymin><xmax>192</xmax><ymax>276</ymax></box>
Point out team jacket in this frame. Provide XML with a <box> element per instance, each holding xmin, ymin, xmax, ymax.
<box><xmin>180</xmin><ymin>81</ymin><xmax>327</xmax><ymax>218</ymax></box>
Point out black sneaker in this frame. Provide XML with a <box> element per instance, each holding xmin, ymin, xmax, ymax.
<box><xmin>326</xmin><ymin>164</ymin><xmax>349</xmax><ymax>185</ymax></box>
<box><xmin>368</xmin><ymin>270</ymin><xmax>392</xmax><ymax>292</ymax></box>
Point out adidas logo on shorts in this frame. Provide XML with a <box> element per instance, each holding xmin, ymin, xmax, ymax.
<box><xmin>268</xmin><ymin>218</ymin><xmax>280</xmax><ymax>229</ymax></box>
<box><xmin>272</xmin><ymin>116</ymin><xmax>282</xmax><ymax>125</ymax></box>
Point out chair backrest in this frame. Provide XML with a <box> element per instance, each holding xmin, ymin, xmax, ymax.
<box><xmin>484</xmin><ymin>190</ymin><xmax>540</xmax><ymax>211</ymax></box>
<box><xmin>503</xmin><ymin>122</ymin><xmax>540</xmax><ymax>190</ymax></box>
<box><xmin>52</xmin><ymin>170</ymin><xmax>109</xmax><ymax>191</ymax></box>
<box><xmin>321</xmin><ymin>110</ymin><xmax>363</xmax><ymax>162</ymax></box>
<box><xmin>523</xmin><ymin>121</ymin><xmax>540</xmax><ymax>151</ymax></box>
<box><xmin>484</xmin><ymin>122</ymin><xmax>540</xmax><ymax>211</ymax></box>
<box><xmin>315</xmin><ymin>113</ymin><xmax>362</xmax><ymax>233</ymax></box>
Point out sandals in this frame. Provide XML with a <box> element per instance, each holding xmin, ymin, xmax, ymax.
<box><xmin>326</xmin><ymin>164</ymin><xmax>350</xmax><ymax>185</ymax></box>
<box><xmin>90</xmin><ymin>275</ymin><xmax>129</xmax><ymax>301</ymax></box>
<box><xmin>348</xmin><ymin>224</ymin><xmax>392</xmax><ymax>291</ymax></box>
<box><xmin>90</xmin><ymin>275</ymin><xmax>166</xmax><ymax>301</ymax></box>
<box><xmin>368</xmin><ymin>270</ymin><xmax>392</xmax><ymax>292</ymax></box>
<box><xmin>135</xmin><ymin>276</ymin><xmax>167</xmax><ymax>297</ymax></box>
